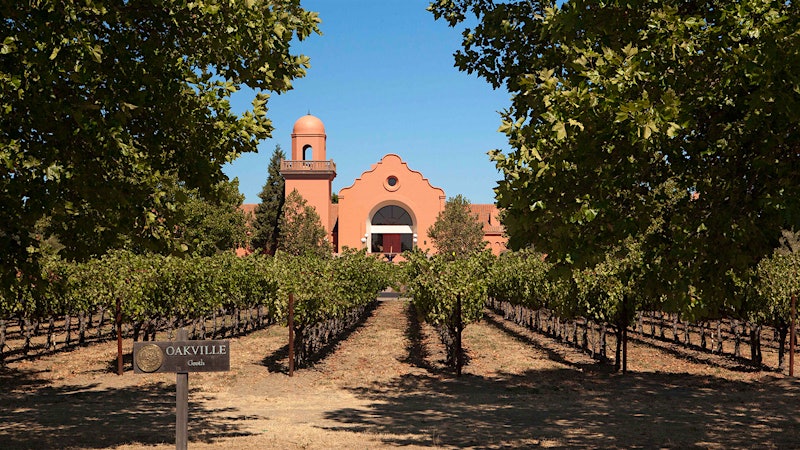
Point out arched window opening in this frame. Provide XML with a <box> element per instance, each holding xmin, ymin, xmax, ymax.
<box><xmin>371</xmin><ymin>205</ymin><xmax>412</xmax><ymax>225</ymax></box>
<box><xmin>369</xmin><ymin>205</ymin><xmax>414</xmax><ymax>255</ymax></box>
<box><xmin>303</xmin><ymin>145</ymin><xmax>312</xmax><ymax>161</ymax></box>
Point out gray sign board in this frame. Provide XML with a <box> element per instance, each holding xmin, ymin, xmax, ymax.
<box><xmin>133</xmin><ymin>340</ymin><xmax>230</xmax><ymax>373</ymax></box>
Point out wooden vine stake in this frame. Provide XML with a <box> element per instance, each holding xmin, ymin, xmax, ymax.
<box><xmin>455</xmin><ymin>294</ymin><xmax>463</xmax><ymax>377</ymax></box>
<box><xmin>791</xmin><ymin>293</ymin><xmax>796</xmax><ymax>377</ymax></box>
<box><xmin>288</xmin><ymin>293</ymin><xmax>295</xmax><ymax>377</ymax></box>
<box><xmin>116</xmin><ymin>296</ymin><xmax>123</xmax><ymax>376</ymax></box>
<box><xmin>176</xmin><ymin>328</ymin><xmax>189</xmax><ymax>450</ymax></box>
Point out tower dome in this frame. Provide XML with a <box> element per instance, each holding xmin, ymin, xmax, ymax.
<box><xmin>292</xmin><ymin>114</ymin><xmax>325</xmax><ymax>135</ymax></box>
<box><xmin>290</xmin><ymin>114</ymin><xmax>327</xmax><ymax>161</ymax></box>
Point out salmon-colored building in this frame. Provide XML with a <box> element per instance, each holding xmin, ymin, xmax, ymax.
<box><xmin>246</xmin><ymin>114</ymin><xmax>507</xmax><ymax>257</ymax></box>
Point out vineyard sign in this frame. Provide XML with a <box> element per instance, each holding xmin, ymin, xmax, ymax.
<box><xmin>133</xmin><ymin>331</ymin><xmax>229</xmax><ymax>450</ymax></box>
<box><xmin>133</xmin><ymin>339</ymin><xmax>230</xmax><ymax>373</ymax></box>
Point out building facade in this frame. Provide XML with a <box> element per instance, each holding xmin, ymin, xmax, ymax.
<box><xmin>250</xmin><ymin>114</ymin><xmax>507</xmax><ymax>257</ymax></box>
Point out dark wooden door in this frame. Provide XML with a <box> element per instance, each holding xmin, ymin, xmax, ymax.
<box><xmin>383</xmin><ymin>234</ymin><xmax>401</xmax><ymax>254</ymax></box>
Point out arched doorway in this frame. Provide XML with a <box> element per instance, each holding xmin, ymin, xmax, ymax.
<box><xmin>369</xmin><ymin>205</ymin><xmax>415</xmax><ymax>256</ymax></box>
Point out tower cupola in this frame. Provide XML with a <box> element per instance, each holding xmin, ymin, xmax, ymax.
<box><xmin>291</xmin><ymin>114</ymin><xmax>327</xmax><ymax>160</ymax></box>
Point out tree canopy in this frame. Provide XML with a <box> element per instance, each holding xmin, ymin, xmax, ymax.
<box><xmin>251</xmin><ymin>145</ymin><xmax>286</xmax><ymax>255</ymax></box>
<box><xmin>1</xmin><ymin>1</ymin><xmax>320</xmax><ymax>287</ymax></box>
<box><xmin>428</xmin><ymin>194</ymin><xmax>486</xmax><ymax>260</ymax></box>
<box><xmin>430</xmin><ymin>0</ymin><xmax>800</xmax><ymax>302</ymax></box>
<box><xmin>167</xmin><ymin>179</ymin><xmax>249</xmax><ymax>257</ymax></box>
<box><xmin>278</xmin><ymin>189</ymin><xmax>331</xmax><ymax>258</ymax></box>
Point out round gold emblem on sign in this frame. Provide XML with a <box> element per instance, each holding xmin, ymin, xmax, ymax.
<box><xmin>136</xmin><ymin>344</ymin><xmax>164</xmax><ymax>373</ymax></box>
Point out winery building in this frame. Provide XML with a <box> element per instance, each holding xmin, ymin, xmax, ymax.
<box><xmin>244</xmin><ymin>114</ymin><xmax>507</xmax><ymax>257</ymax></box>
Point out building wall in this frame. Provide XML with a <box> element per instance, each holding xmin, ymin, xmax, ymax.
<box><xmin>262</xmin><ymin>114</ymin><xmax>508</xmax><ymax>257</ymax></box>
<box><xmin>284</xmin><ymin>176</ymin><xmax>334</xmax><ymax>239</ymax></box>
<box><xmin>337</xmin><ymin>154</ymin><xmax>445</xmax><ymax>254</ymax></box>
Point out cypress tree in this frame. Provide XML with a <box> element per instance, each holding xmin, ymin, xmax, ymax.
<box><xmin>252</xmin><ymin>145</ymin><xmax>286</xmax><ymax>255</ymax></box>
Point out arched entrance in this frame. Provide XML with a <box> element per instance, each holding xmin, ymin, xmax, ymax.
<box><xmin>368</xmin><ymin>205</ymin><xmax>416</xmax><ymax>256</ymax></box>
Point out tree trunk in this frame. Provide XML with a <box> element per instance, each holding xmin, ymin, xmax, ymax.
<box><xmin>650</xmin><ymin>312</ymin><xmax>656</xmax><ymax>336</ymax></box>
<box><xmin>614</xmin><ymin>326</ymin><xmax>622</xmax><ymax>372</ymax></box>
<box><xmin>96</xmin><ymin>306</ymin><xmax>106</xmax><ymax>339</ymax></box>
<box><xmin>715</xmin><ymin>320</ymin><xmax>723</xmax><ymax>354</ymax></box>
<box><xmin>87</xmin><ymin>311</ymin><xmax>93</xmax><ymax>336</ymax></box>
<box><xmin>573</xmin><ymin>320</ymin><xmax>579</xmax><ymax>344</ymax></box>
<box><xmin>750</xmin><ymin>324</ymin><xmax>763</xmax><ymax>366</ymax></box>
<box><xmin>554</xmin><ymin>316</ymin><xmax>561</xmax><ymax>340</ymax></box>
<box><xmin>212</xmin><ymin>310</ymin><xmax>218</xmax><ymax>338</ymax></box>
<box><xmin>149</xmin><ymin>319</ymin><xmax>158</xmax><ymax>341</ymax></box>
<box><xmin>23</xmin><ymin>317</ymin><xmax>33</xmax><ymax>355</ymax></box>
<box><xmin>700</xmin><ymin>321</ymin><xmax>707</xmax><ymax>350</ymax></box>
<box><xmin>600</xmin><ymin>323</ymin><xmax>607</xmax><ymax>360</ymax></box>
<box><xmin>732</xmin><ymin>319</ymin><xmax>741</xmax><ymax>358</ymax></box>
<box><xmin>78</xmin><ymin>311</ymin><xmax>87</xmax><ymax>345</ymax></box>
<box><xmin>46</xmin><ymin>316</ymin><xmax>56</xmax><ymax>350</ymax></box>
<box><xmin>64</xmin><ymin>314</ymin><xmax>72</xmax><ymax>347</ymax></box>
<box><xmin>673</xmin><ymin>313</ymin><xmax>679</xmax><ymax>342</ymax></box>
<box><xmin>0</xmin><ymin>319</ymin><xmax>6</xmax><ymax>362</ymax></box>
<box><xmin>623</xmin><ymin>323</ymin><xmax>628</xmax><ymax>374</ymax></box>
<box><xmin>683</xmin><ymin>318</ymin><xmax>691</xmax><ymax>346</ymax></box>
<box><xmin>581</xmin><ymin>319</ymin><xmax>588</xmax><ymax>350</ymax></box>
<box><xmin>777</xmin><ymin>322</ymin><xmax>788</xmax><ymax>369</ymax></box>
<box><xmin>132</xmin><ymin>321</ymin><xmax>141</xmax><ymax>342</ymax></box>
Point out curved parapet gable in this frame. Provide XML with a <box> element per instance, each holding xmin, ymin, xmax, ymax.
<box><xmin>339</xmin><ymin>154</ymin><xmax>445</xmax><ymax>198</ymax></box>
<box><xmin>337</xmin><ymin>153</ymin><xmax>446</xmax><ymax>255</ymax></box>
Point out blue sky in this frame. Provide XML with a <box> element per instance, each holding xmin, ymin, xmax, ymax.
<box><xmin>224</xmin><ymin>0</ymin><xmax>512</xmax><ymax>205</ymax></box>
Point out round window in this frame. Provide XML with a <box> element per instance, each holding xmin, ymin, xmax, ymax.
<box><xmin>384</xmin><ymin>175</ymin><xmax>400</xmax><ymax>191</ymax></box>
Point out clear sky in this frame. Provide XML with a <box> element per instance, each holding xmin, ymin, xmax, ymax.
<box><xmin>223</xmin><ymin>0</ymin><xmax>512</xmax><ymax>205</ymax></box>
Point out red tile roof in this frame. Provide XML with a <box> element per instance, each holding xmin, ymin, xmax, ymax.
<box><xmin>470</xmin><ymin>204</ymin><xmax>505</xmax><ymax>235</ymax></box>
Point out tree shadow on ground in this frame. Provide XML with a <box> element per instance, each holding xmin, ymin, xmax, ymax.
<box><xmin>260</xmin><ymin>298</ymin><xmax>380</xmax><ymax>374</ymax></box>
<box><xmin>401</xmin><ymin>300</ymin><xmax>443</xmax><ymax>374</ymax></box>
<box><xmin>0</xmin><ymin>366</ymin><xmax>260</xmax><ymax>449</ymax></box>
<box><xmin>629</xmin><ymin>332</ymin><xmax>770</xmax><ymax>373</ymax></box>
<box><xmin>322</xmin><ymin>368</ymin><xmax>799</xmax><ymax>449</ymax></box>
<box><xmin>482</xmin><ymin>311</ymin><xmax>614</xmax><ymax>375</ymax></box>
<box><xmin>322</xmin><ymin>305</ymin><xmax>800</xmax><ymax>449</ymax></box>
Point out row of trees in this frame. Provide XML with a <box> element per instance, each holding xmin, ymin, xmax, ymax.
<box><xmin>399</xmin><ymin>192</ymin><xmax>798</xmax><ymax>374</ymax></box>
<box><xmin>0</xmin><ymin>249</ymin><xmax>395</xmax><ymax>361</ymax></box>
<box><xmin>400</xmin><ymin>240</ymin><xmax>798</xmax><ymax>375</ymax></box>
<box><xmin>428</xmin><ymin>1</ymin><xmax>800</xmax><ymax>371</ymax></box>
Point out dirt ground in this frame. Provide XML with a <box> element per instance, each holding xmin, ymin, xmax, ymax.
<box><xmin>1</xmin><ymin>293</ymin><xmax>798</xmax><ymax>449</ymax></box>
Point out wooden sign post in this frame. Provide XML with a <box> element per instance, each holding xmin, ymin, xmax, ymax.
<box><xmin>133</xmin><ymin>329</ymin><xmax>230</xmax><ymax>449</ymax></box>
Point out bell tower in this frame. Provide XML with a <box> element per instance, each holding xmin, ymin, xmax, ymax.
<box><xmin>280</xmin><ymin>114</ymin><xmax>337</xmax><ymax>238</ymax></box>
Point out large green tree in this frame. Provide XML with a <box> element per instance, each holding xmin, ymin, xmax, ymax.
<box><xmin>0</xmin><ymin>1</ymin><xmax>320</xmax><ymax>288</ymax></box>
<box><xmin>168</xmin><ymin>179</ymin><xmax>249</xmax><ymax>257</ymax></box>
<box><xmin>428</xmin><ymin>194</ymin><xmax>486</xmax><ymax>260</ymax></box>
<box><xmin>430</xmin><ymin>0</ymin><xmax>800</xmax><ymax>303</ymax></box>
<box><xmin>251</xmin><ymin>145</ymin><xmax>286</xmax><ymax>255</ymax></box>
